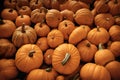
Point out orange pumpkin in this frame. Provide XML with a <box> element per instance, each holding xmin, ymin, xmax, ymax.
<box><xmin>36</xmin><ymin>37</ymin><xmax>49</xmax><ymax>52</ymax></box>
<box><xmin>15</xmin><ymin>44</ymin><xmax>43</xmax><ymax>73</ymax></box>
<box><xmin>3</xmin><ymin>0</ymin><xmax>16</xmax><ymax>9</ymax></box>
<box><xmin>77</xmin><ymin>40</ymin><xmax>97</xmax><ymax>62</ymax></box>
<box><xmin>18</xmin><ymin>6</ymin><xmax>31</xmax><ymax>16</ymax></box>
<box><xmin>80</xmin><ymin>63</ymin><xmax>111</xmax><ymax>80</ymax></box>
<box><xmin>56</xmin><ymin>75</ymin><xmax>65</xmax><ymax>80</ymax></box>
<box><xmin>30</xmin><ymin>0</ymin><xmax>43</xmax><ymax>10</ymax></box>
<box><xmin>109</xmin><ymin>25</ymin><xmax>120</xmax><ymax>41</ymax></box>
<box><xmin>115</xmin><ymin>16</ymin><xmax>120</xmax><ymax>25</ymax></box>
<box><xmin>105</xmin><ymin>61</ymin><xmax>120</xmax><ymax>80</ymax></box>
<box><xmin>51</xmin><ymin>0</ymin><xmax>60</xmax><ymax>10</ymax></box>
<box><xmin>42</xmin><ymin>0</ymin><xmax>51</xmax><ymax>9</ymax></box>
<box><xmin>0</xmin><ymin>19</ymin><xmax>16</xmax><ymax>38</ymax></box>
<box><xmin>47</xmin><ymin>29</ymin><xmax>64</xmax><ymax>48</ymax></box>
<box><xmin>87</xmin><ymin>26</ymin><xmax>110</xmax><ymax>45</ymax></box>
<box><xmin>0</xmin><ymin>39</ymin><xmax>16</xmax><ymax>58</ymax></box>
<box><xmin>52</xmin><ymin>43</ymin><xmax>80</xmax><ymax>75</ymax></box>
<box><xmin>0</xmin><ymin>59</ymin><xmax>18</xmax><ymax>80</ymax></box>
<box><xmin>69</xmin><ymin>25</ymin><xmax>90</xmax><ymax>45</ymax></box>
<box><xmin>16</xmin><ymin>0</ymin><xmax>29</xmax><ymax>10</ymax></box>
<box><xmin>26</xmin><ymin>68</ymin><xmax>58</xmax><ymax>80</ymax></box>
<box><xmin>58</xmin><ymin>20</ymin><xmax>75</xmax><ymax>40</ymax></box>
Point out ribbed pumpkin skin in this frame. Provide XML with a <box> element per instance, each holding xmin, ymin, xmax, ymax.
<box><xmin>80</xmin><ymin>63</ymin><xmax>111</xmax><ymax>80</ymax></box>
<box><xmin>52</xmin><ymin>43</ymin><xmax>80</xmax><ymax>75</ymax></box>
<box><xmin>3</xmin><ymin>0</ymin><xmax>16</xmax><ymax>9</ymax></box>
<box><xmin>15</xmin><ymin>44</ymin><xmax>43</xmax><ymax>73</ymax></box>
<box><xmin>30</xmin><ymin>0</ymin><xmax>43</xmax><ymax>10</ymax></box>
<box><xmin>18</xmin><ymin>6</ymin><xmax>31</xmax><ymax>16</ymax></box>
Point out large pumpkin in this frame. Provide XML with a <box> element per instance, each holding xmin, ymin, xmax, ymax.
<box><xmin>0</xmin><ymin>59</ymin><xmax>18</xmax><ymax>80</ymax></box>
<box><xmin>26</xmin><ymin>68</ymin><xmax>58</xmax><ymax>80</ymax></box>
<box><xmin>80</xmin><ymin>63</ymin><xmax>111</xmax><ymax>80</ymax></box>
<box><xmin>52</xmin><ymin>43</ymin><xmax>80</xmax><ymax>75</ymax></box>
<box><xmin>15</xmin><ymin>44</ymin><xmax>43</xmax><ymax>73</ymax></box>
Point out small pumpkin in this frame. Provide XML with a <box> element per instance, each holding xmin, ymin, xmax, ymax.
<box><xmin>94</xmin><ymin>13</ymin><xmax>115</xmax><ymax>29</ymax></box>
<box><xmin>109</xmin><ymin>25</ymin><xmax>120</xmax><ymax>41</ymax></box>
<box><xmin>12</xmin><ymin>23</ymin><xmax>37</xmax><ymax>48</ymax></box>
<box><xmin>77</xmin><ymin>40</ymin><xmax>97</xmax><ymax>62</ymax></box>
<box><xmin>58</xmin><ymin>20</ymin><xmax>76</xmax><ymax>40</ymax></box>
<box><xmin>52</xmin><ymin>43</ymin><xmax>80</xmax><ymax>75</ymax></box>
<box><xmin>87</xmin><ymin>26</ymin><xmax>110</xmax><ymax>45</ymax></box>
<box><xmin>56</xmin><ymin>75</ymin><xmax>65</xmax><ymax>80</ymax></box>
<box><xmin>30</xmin><ymin>0</ymin><xmax>43</xmax><ymax>10</ymax></box>
<box><xmin>16</xmin><ymin>0</ymin><xmax>29</xmax><ymax>10</ymax></box>
<box><xmin>15</xmin><ymin>44</ymin><xmax>43</xmax><ymax>73</ymax></box>
<box><xmin>105</xmin><ymin>61</ymin><xmax>120</xmax><ymax>80</ymax></box>
<box><xmin>36</xmin><ymin>37</ymin><xmax>49</xmax><ymax>52</ymax></box>
<box><xmin>3</xmin><ymin>0</ymin><xmax>16</xmax><ymax>9</ymax></box>
<box><xmin>74</xmin><ymin>8</ymin><xmax>94</xmax><ymax>26</ymax></box>
<box><xmin>115</xmin><ymin>16</ymin><xmax>120</xmax><ymax>25</ymax></box>
<box><xmin>0</xmin><ymin>59</ymin><xmax>18</xmax><ymax>80</ymax></box>
<box><xmin>18</xmin><ymin>6</ymin><xmax>31</xmax><ymax>16</ymax></box>
<box><xmin>59</xmin><ymin>0</ymin><xmax>70</xmax><ymax>11</ymax></box>
<box><xmin>47</xmin><ymin>29</ymin><xmax>64</xmax><ymax>48</ymax></box>
<box><xmin>95</xmin><ymin>43</ymin><xmax>115</xmax><ymax>66</ymax></box>
<box><xmin>42</xmin><ymin>0</ymin><xmax>51</xmax><ymax>9</ymax></box>
<box><xmin>44</xmin><ymin>49</ymin><xmax>54</xmax><ymax>65</ymax></box>
<box><xmin>15</xmin><ymin>15</ymin><xmax>31</xmax><ymax>27</ymax></box>
<box><xmin>0</xmin><ymin>19</ymin><xmax>16</xmax><ymax>38</ymax></box>
<box><xmin>80</xmin><ymin>63</ymin><xmax>111</xmax><ymax>80</ymax></box>
<box><xmin>51</xmin><ymin>0</ymin><xmax>60</xmax><ymax>10</ymax></box>
<box><xmin>0</xmin><ymin>39</ymin><xmax>16</xmax><ymax>58</ymax></box>
<box><xmin>69</xmin><ymin>25</ymin><xmax>90</xmax><ymax>45</ymax></box>
<box><xmin>1</xmin><ymin>8</ymin><xmax>18</xmax><ymax>21</ymax></box>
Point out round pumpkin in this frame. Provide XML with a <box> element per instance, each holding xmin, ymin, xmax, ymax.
<box><xmin>52</xmin><ymin>43</ymin><xmax>80</xmax><ymax>75</ymax></box>
<box><xmin>12</xmin><ymin>23</ymin><xmax>37</xmax><ymax>48</ymax></box>
<box><xmin>30</xmin><ymin>0</ymin><xmax>43</xmax><ymax>10</ymax></box>
<box><xmin>105</xmin><ymin>61</ymin><xmax>120</xmax><ymax>80</ymax></box>
<box><xmin>109</xmin><ymin>25</ymin><xmax>120</xmax><ymax>41</ymax></box>
<box><xmin>56</xmin><ymin>75</ymin><xmax>65</xmax><ymax>80</ymax></box>
<box><xmin>16</xmin><ymin>0</ymin><xmax>29</xmax><ymax>10</ymax></box>
<box><xmin>3</xmin><ymin>0</ymin><xmax>16</xmax><ymax>9</ymax></box>
<box><xmin>51</xmin><ymin>0</ymin><xmax>60</xmax><ymax>10</ymax></box>
<box><xmin>18</xmin><ymin>6</ymin><xmax>31</xmax><ymax>16</ymax></box>
<box><xmin>15</xmin><ymin>44</ymin><xmax>43</xmax><ymax>73</ymax></box>
<box><xmin>80</xmin><ymin>63</ymin><xmax>111</xmax><ymax>80</ymax></box>
<box><xmin>77</xmin><ymin>40</ymin><xmax>97</xmax><ymax>62</ymax></box>
<box><xmin>87</xmin><ymin>26</ymin><xmax>110</xmax><ymax>45</ymax></box>
<box><xmin>0</xmin><ymin>39</ymin><xmax>16</xmax><ymax>58</ymax></box>
<box><xmin>0</xmin><ymin>59</ymin><xmax>18</xmax><ymax>80</ymax></box>
<box><xmin>115</xmin><ymin>16</ymin><xmax>120</xmax><ymax>25</ymax></box>
<box><xmin>0</xmin><ymin>19</ymin><xmax>16</xmax><ymax>38</ymax></box>
<box><xmin>26</xmin><ymin>68</ymin><xmax>58</xmax><ymax>80</ymax></box>
<box><xmin>42</xmin><ymin>0</ymin><xmax>51</xmax><ymax>9</ymax></box>
<box><xmin>47</xmin><ymin>29</ymin><xmax>64</xmax><ymax>48</ymax></box>
<box><xmin>58</xmin><ymin>20</ymin><xmax>76</xmax><ymax>40</ymax></box>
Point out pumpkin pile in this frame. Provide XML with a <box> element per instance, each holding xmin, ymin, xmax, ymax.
<box><xmin>0</xmin><ymin>0</ymin><xmax>120</xmax><ymax>80</ymax></box>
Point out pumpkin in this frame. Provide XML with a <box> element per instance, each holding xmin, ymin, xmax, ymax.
<box><xmin>0</xmin><ymin>59</ymin><xmax>18</xmax><ymax>80</ymax></box>
<box><xmin>36</xmin><ymin>37</ymin><xmax>49</xmax><ymax>52</ymax></box>
<box><xmin>94</xmin><ymin>13</ymin><xmax>115</xmax><ymax>29</ymax></box>
<box><xmin>46</xmin><ymin>9</ymin><xmax>63</xmax><ymax>28</ymax></box>
<box><xmin>80</xmin><ymin>0</ymin><xmax>94</xmax><ymax>4</ymax></box>
<box><xmin>1</xmin><ymin>8</ymin><xmax>18</xmax><ymax>21</ymax></box>
<box><xmin>0</xmin><ymin>39</ymin><xmax>16</xmax><ymax>58</ymax></box>
<box><xmin>115</xmin><ymin>16</ymin><xmax>120</xmax><ymax>25</ymax></box>
<box><xmin>12</xmin><ymin>23</ymin><xmax>37</xmax><ymax>48</ymax></box>
<box><xmin>87</xmin><ymin>26</ymin><xmax>110</xmax><ymax>45</ymax></box>
<box><xmin>47</xmin><ymin>29</ymin><xmax>64</xmax><ymax>48</ymax></box>
<box><xmin>18</xmin><ymin>6</ymin><xmax>31</xmax><ymax>16</ymax></box>
<box><xmin>94</xmin><ymin>43</ymin><xmax>115</xmax><ymax>66</ymax></box>
<box><xmin>26</xmin><ymin>68</ymin><xmax>58</xmax><ymax>80</ymax></box>
<box><xmin>80</xmin><ymin>63</ymin><xmax>111</xmax><ymax>80</ymax></box>
<box><xmin>44</xmin><ymin>49</ymin><xmax>54</xmax><ymax>65</ymax></box>
<box><xmin>105</xmin><ymin>61</ymin><xmax>120</xmax><ymax>80</ymax></box>
<box><xmin>15</xmin><ymin>44</ymin><xmax>43</xmax><ymax>73</ymax></box>
<box><xmin>0</xmin><ymin>19</ymin><xmax>16</xmax><ymax>38</ymax></box>
<box><xmin>69</xmin><ymin>25</ymin><xmax>90</xmax><ymax>45</ymax></box>
<box><xmin>30</xmin><ymin>0</ymin><xmax>43</xmax><ymax>10</ymax></box>
<box><xmin>56</xmin><ymin>75</ymin><xmax>65</xmax><ymax>80</ymax></box>
<box><xmin>15</xmin><ymin>15</ymin><xmax>31</xmax><ymax>27</ymax></box>
<box><xmin>108</xmin><ymin>0</ymin><xmax>120</xmax><ymax>16</ymax></box>
<box><xmin>60</xmin><ymin>9</ymin><xmax>74</xmax><ymax>21</ymax></box>
<box><xmin>58</xmin><ymin>20</ymin><xmax>76</xmax><ymax>40</ymax></box>
<box><xmin>58</xmin><ymin>0</ymin><xmax>68</xmax><ymax>4</ymax></box>
<box><xmin>42</xmin><ymin>0</ymin><xmax>51</xmax><ymax>9</ymax></box>
<box><xmin>3</xmin><ymin>0</ymin><xmax>16</xmax><ymax>9</ymax></box>
<box><xmin>59</xmin><ymin>0</ymin><xmax>70</xmax><ymax>11</ymax></box>
<box><xmin>91</xmin><ymin>8</ymin><xmax>97</xmax><ymax>17</ymax></box>
<box><xmin>77</xmin><ymin>40</ymin><xmax>97</xmax><ymax>62</ymax></box>
<box><xmin>34</xmin><ymin>20</ymin><xmax>50</xmax><ymax>37</ymax></box>
<box><xmin>109</xmin><ymin>25</ymin><xmax>120</xmax><ymax>41</ymax></box>
<box><xmin>51</xmin><ymin>0</ymin><xmax>60</xmax><ymax>10</ymax></box>
<box><xmin>109</xmin><ymin>41</ymin><xmax>120</xmax><ymax>57</ymax></box>
<box><xmin>74</xmin><ymin>8</ymin><xmax>94</xmax><ymax>26</ymax></box>
<box><xmin>16</xmin><ymin>0</ymin><xmax>29</xmax><ymax>10</ymax></box>
<box><xmin>52</xmin><ymin>43</ymin><xmax>80</xmax><ymax>75</ymax></box>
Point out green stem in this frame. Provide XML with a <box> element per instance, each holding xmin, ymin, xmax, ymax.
<box><xmin>29</xmin><ymin>50</ymin><xmax>35</xmax><ymax>57</ymax></box>
<box><xmin>97</xmin><ymin>26</ymin><xmax>100</xmax><ymax>32</ymax></box>
<box><xmin>61</xmin><ymin>53</ymin><xmax>71</xmax><ymax>65</ymax></box>
<box><xmin>98</xmin><ymin>43</ymin><xmax>104</xmax><ymax>50</ymax></box>
<box><xmin>46</xmin><ymin>67</ymin><xmax>52</xmax><ymax>72</ymax></box>
<box><xmin>73</xmin><ymin>73</ymin><xmax>80</xmax><ymax>80</ymax></box>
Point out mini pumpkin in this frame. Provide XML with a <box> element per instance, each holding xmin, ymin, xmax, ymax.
<box><xmin>0</xmin><ymin>59</ymin><xmax>18</xmax><ymax>80</ymax></box>
<box><xmin>52</xmin><ymin>43</ymin><xmax>80</xmax><ymax>75</ymax></box>
<box><xmin>12</xmin><ymin>23</ymin><xmax>37</xmax><ymax>48</ymax></box>
<box><xmin>42</xmin><ymin>0</ymin><xmax>51</xmax><ymax>9</ymax></box>
<box><xmin>30</xmin><ymin>0</ymin><xmax>43</xmax><ymax>10</ymax></box>
<box><xmin>0</xmin><ymin>39</ymin><xmax>16</xmax><ymax>58</ymax></box>
<box><xmin>47</xmin><ymin>29</ymin><xmax>64</xmax><ymax>48</ymax></box>
<box><xmin>80</xmin><ymin>63</ymin><xmax>111</xmax><ymax>80</ymax></box>
<box><xmin>16</xmin><ymin>0</ymin><xmax>29</xmax><ymax>10</ymax></box>
<box><xmin>51</xmin><ymin>0</ymin><xmax>60</xmax><ymax>10</ymax></box>
<box><xmin>3</xmin><ymin>0</ymin><xmax>16</xmax><ymax>9</ymax></box>
<box><xmin>15</xmin><ymin>44</ymin><xmax>43</xmax><ymax>73</ymax></box>
<box><xmin>0</xmin><ymin>19</ymin><xmax>16</xmax><ymax>38</ymax></box>
<box><xmin>115</xmin><ymin>16</ymin><xmax>120</xmax><ymax>25</ymax></box>
<box><xmin>56</xmin><ymin>75</ymin><xmax>65</xmax><ymax>80</ymax></box>
<box><xmin>18</xmin><ymin>6</ymin><xmax>31</xmax><ymax>16</ymax></box>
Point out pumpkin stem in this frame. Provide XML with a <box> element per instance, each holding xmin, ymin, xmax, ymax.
<box><xmin>65</xmin><ymin>22</ymin><xmax>67</xmax><ymax>27</ymax></box>
<box><xmin>73</xmin><ymin>73</ymin><xmax>80</xmax><ymax>80</ymax></box>
<box><xmin>114</xmin><ymin>0</ymin><xmax>118</xmax><ymax>4</ymax></box>
<box><xmin>35</xmin><ymin>0</ymin><xmax>38</xmax><ymax>4</ymax></box>
<box><xmin>40</xmin><ymin>7</ymin><xmax>48</xmax><ymax>13</ymax></box>
<box><xmin>29</xmin><ymin>50</ymin><xmax>35</xmax><ymax>57</ymax></box>
<box><xmin>21</xmin><ymin>14</ymin><xmax>24</xmax><ymax>18</ymax></box>
<box><xmin>0</xmin><ymin>19</ymin><xmax>5</xmax><ymax>24</ymax></box>
<box><xmin>98</xmin><ymin>43</ymin><xmax>104</xmax><ymax>50</ymax></box>
<box><xmin>22</xmin><ymin>23</ymin><xmax>26</xmax><ymax>33</ymax></box>
<box><xmin>9</xmin><ymin>9</ymin><xmax>13</xmax><ymax>12</ymax></box>
<box><xmin>39</xmin><ymin>19</ymin><xmax>45</xmax><ymax>27</ymax></box>
<box><xmin>97</xmin><ymin>26</ymin><xmax>100</xmax><ymax>32</ymax></box>
<box><xmin>45</xmin><ymin>67</ymin><xmax>52</xmax><ymax>72</ymax></box>
<box><xmin>86</xmin><ymin>43</ymin><xmax>91</xmax><ymax>47</ymax></box>
<box><xmin>106</xmin><ymin>18</ymin><xmax>110</xmax><ymax>21</ymax></box>
<box><xmin>61</xmin><ymin>53</ymin><xmax>71</xmax><ymax>65</ymax></box>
